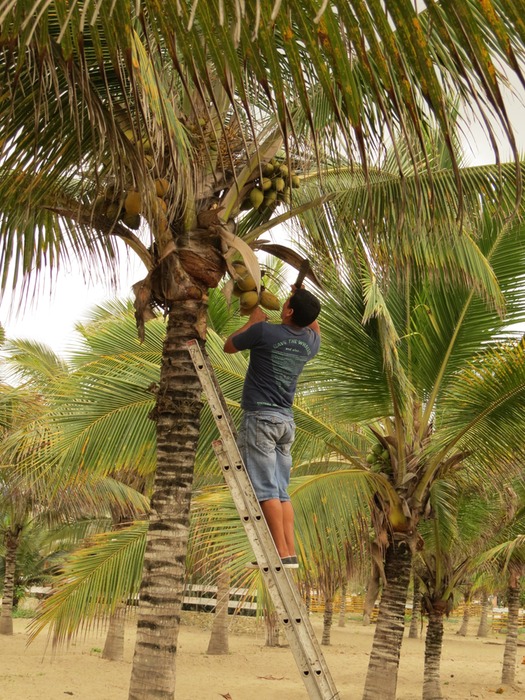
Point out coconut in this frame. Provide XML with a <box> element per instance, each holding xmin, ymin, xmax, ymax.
<box><xmin>156</xmin><ymin>197</ymin><xmax>168</xmax><ymax>214</ymax></box>
<box><xmin>155</xmin><ymin>178</ymin><xmax>169</xmax><ymax>197</ymax></box>
<box><xmin>249</xmin><ymin>187</ymin><xmax>264</xmax><ymax>209</ymax></box>
<box><xmin>260</xmin><ymin>289</ymin><xmax>280</xmax><ymax>310</ymax></box>
<box><xmin>239</xmin><ymin>291</ymin><xmax>259</xmax><ymax>309</ymax></box>
<box><xmin>124</xmin><ymin>190</ymin><xmax>142</xmax><ymax>216</ymax></box>
<box><xmin>263</xmin><ymin>190</ymin><xmax>277</xmax><ymax>207</ymax></box>
<box><xmin>236</xmin><ymin>274</ymin><xmax>257</xmax><ymax>292</ymax></box>
<box><xmin>273</xmin><ymin>177</ymin><xmax>285</xmax><ymax>192</ymax></box>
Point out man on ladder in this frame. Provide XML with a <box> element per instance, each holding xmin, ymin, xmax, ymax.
<box><xmin>223</xmin><ymin>284</ymin><xmax>321</xmax><ymax>569</ymax></box>
<box><xmin>187</xmin><ymin>279</ymin><xmax>340</xmax><ymax>699</ymax></box>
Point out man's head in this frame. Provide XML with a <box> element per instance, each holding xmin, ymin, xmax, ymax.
<box><xmin>283</xmin><ymin>288</ymin><xmax>321</xmax><ymax>327</ymax></box>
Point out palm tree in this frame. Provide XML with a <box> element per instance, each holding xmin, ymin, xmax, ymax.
<box><xmin>0</xmin><ymin>351</ymin><xmax>72</xmax><ymax>634</ymax></box>
<box><xmin>475</xmin><ymin>585</ymin><xmax>492</xmax><ymax>638</ymax></box>
<box><xmin>0</xmin><ymin>345</ymin><xmax>149</xmax><ymax>636</ymax></box>
<box><xmin>408</xmin><ymin>571</ymin><xmax>422</xmax><ymax>639</ymax></box>
<box><xmin>415</xmin><ymin>486</ymin><xmax>512</xmax><ymax>700</ymax></box>
<box><xmin>288</xmin><ymin>145</ymin><xmax>525</xmax><ymax>697</ymax></box>
<box><xmin>476</xmin><ymin>480</ymin><xmax>525</xmax><ymax>687</ymax></box>
<box><xmin>500</xmin><ymin>558</ymin><xmax>525</xmax><ymax>686</ymax></box>
<box><xmin>3</xmin><ymin>7</ymin><xmax>525</xmax><ymax>694</ymax></box>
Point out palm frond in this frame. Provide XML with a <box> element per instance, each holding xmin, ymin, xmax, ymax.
<box><xmin>27</xmin><ymin>522</ymin><xmax>148</xmax><ymax>645</ymax></box>
<box><xmin>428</xmin><ymin>340</ymin><xmax>525</xmax><ymax>483</ymax></box>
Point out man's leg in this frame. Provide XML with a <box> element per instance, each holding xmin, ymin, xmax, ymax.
<box><xmin>260</xmin><ymin>498</ymin><xmax>290</xmax><ymax>558</ymax></box>
<box><xmin>281</xmin><ymin>500</ymin><xmax>295</xmax><ymax>556</ymax></box>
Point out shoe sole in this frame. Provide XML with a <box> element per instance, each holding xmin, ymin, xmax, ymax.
<box><xmin>245</xmin><ymin>560</ymin><xmax>299</xmax><ymax>570</ymax></box>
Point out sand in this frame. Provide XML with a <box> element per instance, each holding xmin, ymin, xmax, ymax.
<box><xmin>0</xmin><ymin>612</ymin><xmax>523</xmax><ymax>700</ymax></box>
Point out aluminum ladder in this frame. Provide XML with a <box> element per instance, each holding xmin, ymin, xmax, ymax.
<box><xmin>186</xmin><ymin>339</ymin><xmax>340</xmax><ymax>700</ymax></box>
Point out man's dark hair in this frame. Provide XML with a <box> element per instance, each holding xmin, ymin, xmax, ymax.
<box><xmin>289</xmin><ymin>288</ymin><xmax>321</xmax><ymax>327</ymax></box>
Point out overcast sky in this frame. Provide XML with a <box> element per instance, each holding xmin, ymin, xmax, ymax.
<box><xmin>2</xmin><ymin>86</ymin><xmax>525</xmax><ymax>358</ymax></box>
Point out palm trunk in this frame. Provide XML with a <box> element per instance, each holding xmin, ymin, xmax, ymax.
<box><xmin>363</xmin><ymin>561</ymin><xmax>380</xmax><ymax>626</ymax></box>
<box><xmin>264</xmin><ymin>608</ymin><xmax>280</xmax><ymax>647</ymax></box>
<box><xmin>457</xmin><ymin>594</ymin><xmax>470</xmax><ymax>637</ymax></box>
<box><xmin>207</xmin><ymin>567</ymin><xmax>230</xmax><ymax>655</ymax></box>
<box><xmin>362</xmin><ymin>538</ymin><xmax>412</xmax><ymax>700</ymax></box>
<box><xmin>0</xmin><ymin>531</ymin><xmax>20</xmax><ymax>636</ymax></box>
<box><xmin>476</xmin><ymin>590</ymin><xmax>489</xmax><ymax>637</ymax></box>
<box><xmin>408</xmin><ymin>573</ymin><xmax>421</xmax><ymax>639</ymax></box>
<box><xmin>321</xmin><ymin>594</ymin><xmax>334</xmax><ymax>645</ymax></box>
<box><xmin>103</xmin><ymin>606</ymin><xmax>126</xmax><ymax>661</ymax></box>
<box><xmin>338</xmin><ymin>580</ymin><xmax>347</xmax><ymax>627</ymax></box>
<box><xmin>128</xmin><ymin>301</ymin><xmax>206</xmax><ymax>700</ymax></box>
<box><xmin>501</xmin><ymin>581</ymin><xmax>521</xmax><ymax>685</ymax></box>
<box><xmin>305</xmin><ymin>586</ymin><xmax>312</xmax><ymax>615</ymax></box>
<box><xmin>422</xmin><ymin>609</ymin><xmax>445</xmax><ymax>700</ymax></box>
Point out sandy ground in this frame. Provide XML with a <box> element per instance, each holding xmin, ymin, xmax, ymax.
<box><xmin>0</xmin><ymin>612</ymin><xmax>524</xmax><ymax>700</ymax></box>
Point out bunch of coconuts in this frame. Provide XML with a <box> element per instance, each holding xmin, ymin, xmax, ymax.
<box><xmin>242</xmin><ymin>159</ymin><xmax>301</xmax><ymax>212</ymax></box>
<box><xmin>231</xmin><ymin>261</ymin><xmax>281</xmax><ymax>314</ymax></box>
<box><xmin>93</xmin><ymin>178</ymin><xmax>170</xmax><ymax>232</ymax></box>
<box><xmin>366</xmin><ymin>443</ymin><xmax>392</xmax><ymax>473</ymax></box>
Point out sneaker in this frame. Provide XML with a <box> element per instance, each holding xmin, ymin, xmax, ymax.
<box><xmin>245</xmin><ymin>556</ymin><xmax>299</xmax><ymax>570</ymax></box>
<box><xmin>282</xmin><ymin>556</ymin><xmax>299</xmax><ymax>569</ymax></box>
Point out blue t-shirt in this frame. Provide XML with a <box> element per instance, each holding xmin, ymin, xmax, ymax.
<box><xmin>232</xmin><ymin>322</ymin><xmax>320</xmax><ymax>413</ymax></box>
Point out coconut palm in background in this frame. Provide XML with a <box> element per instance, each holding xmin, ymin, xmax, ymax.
<box><xmin>2</xmin><ymin>2</ymin><xmax>525</xmax><ymax>697</ymax></box>
<box><xmin>290</xmin><ymin>158</ymin><xmax>525</xmax><ymax>697</ymax></box>
<box><xmin>0</xmin><ymin>344</ymin><xmax>149</xmax><ymax>636</ymax></box>
<box><xmin>414</xmin><ymin>485</ymin><xmax>521</xmax><ymax>700</ymax></box>
<box><xmin>476</xmin><ymin>481</ymin><xmax>525</xmax><ymax>688</ymax></box>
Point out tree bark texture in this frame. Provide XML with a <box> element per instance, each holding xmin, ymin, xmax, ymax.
<box><xmin>322</xmin><ymin>594</ymin><xmax>334</xmax><ymax>645</ymax></box>
<box><xmin>338</xmin><ymin>580</ymin><xmax>347</xmax><ymax>627</ymax></box>
<box><xmin>103</xmin><ymin>606</ymin><xmax>126</xmax><ymax>661</ymax></box>
<box><xmin>362</xmin><ymin>539</ymin><xmax>412</xmax><ymax>700</ymax></box>
<box><xmin>304</xmin><ymin>586</ymin><xmax>312</xmax><ymax>615</ymax></box>
<box><xmin>0</xmin><ymin>531</ymin><xmax>19</xmax><ymax>635</ymax></box>
<box><xmin>408</xmin><ymin>573</ymin><xmax>421</xmax><ymax>639</ymax></box>
<box><xmin>476</xmin><ymin>591</ymin><xmax>489</xmax><ymax>637</ymax></box>
<box><xmin>456</xmin><ymin>594</ymin><xmax>470</xmax><ymax>637</ymax></box>
<box><xmin>264</xmin><ymin>608</ymin><xmax>281</xmax><ymax>647</ymax></box>
<box><xmin>423</xmin><ymin>610</ymin><xmax>444</xmax><ymax>700</ymax></box>
<box><xmin>128</xmin><ymin>301</ymin><xmax>206</xmax><ymax>700</ymax></box>
<box><xmin>363</xmin><ymin>561</ymin><xmax>380</xmax><ymax>626</ymax></box>
<box><xmin>501</xmin><ymin>582</ymin><xmax>520</xmax><ymax>685</ymax></box>
<box><xmin>206</xmin><ymin>566</ymin><xmax>230</xmax><ymax>655</ymax></box>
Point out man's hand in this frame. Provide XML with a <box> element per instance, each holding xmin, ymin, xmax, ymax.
<box><xmin>248</xmin><ymin>306</ymin><xmax>268</xmax><ymax>323</ymax></box>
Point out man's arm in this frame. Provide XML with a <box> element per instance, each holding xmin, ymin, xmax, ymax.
<box><xmin>308</xmin><ymin>319</ymin><xmax>321</xmax><ymax>335</ymax></box>
<box><xmin>223</xmin><ymin>306</ymin><xmax>268</xmax><ymax>353</ymax></box>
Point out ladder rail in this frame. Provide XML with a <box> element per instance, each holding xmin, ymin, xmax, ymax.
<box><xmin>212</xmin><ymin>440</ymin><xmax>338</xmax><ymax>687</ymax></box>
<box><xmin>187</xmin><ymin>339</ymin><xmax>341</xmax><ymax>700</ymax></box>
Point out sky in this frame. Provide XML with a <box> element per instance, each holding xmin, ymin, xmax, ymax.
<box><xmin>1</xmin><ymin>251</ymin><xmax>146</xmax><ymax>356</ymax></box>
<box><xmin>1</xmin><ymin>82</ymin><xmax>525</xmax><ymax>358</ymax></box>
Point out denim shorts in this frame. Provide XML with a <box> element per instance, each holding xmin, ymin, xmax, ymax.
<box><xmin>237</xmin><ymin>410</ymin><xmax>295</xmax><ymax>502</ymax></box>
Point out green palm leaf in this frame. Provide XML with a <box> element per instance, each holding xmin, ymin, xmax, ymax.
<box><xmin>27</xmin><ymin>522</ymin><xmax>148</xmax><ymax>645</ymax></box>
